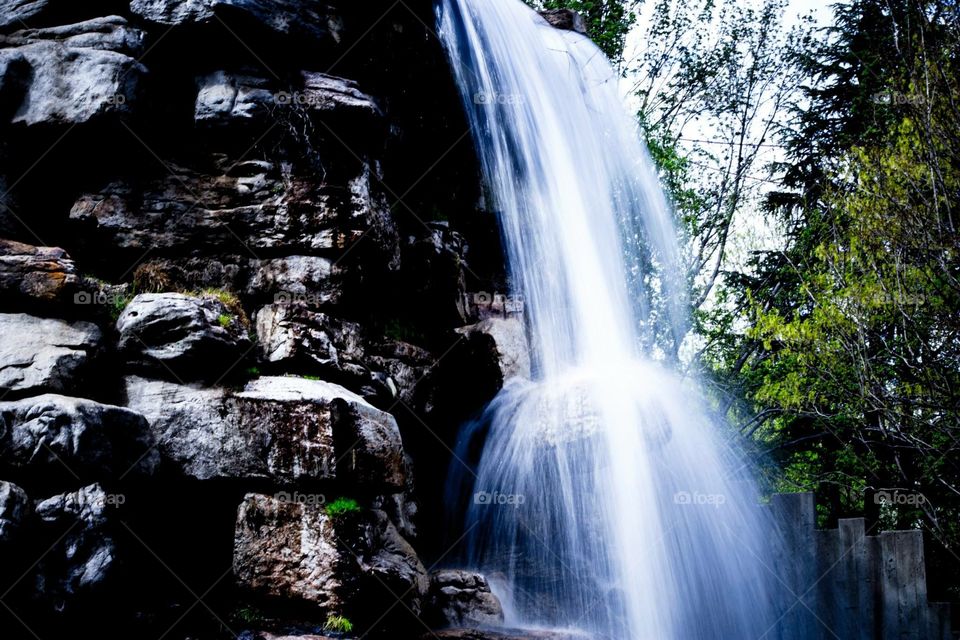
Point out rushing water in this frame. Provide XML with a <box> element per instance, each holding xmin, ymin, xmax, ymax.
<box><xmin>437</xmin><ymin>1</ymin><xmax>777</xmax><ymax>638</ymax></box>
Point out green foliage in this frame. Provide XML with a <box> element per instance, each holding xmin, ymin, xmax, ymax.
<box><xmin>325</xmin><ymin>497</ymin><xmax>361</xmax><ymax>519</ymax></box>
<box><xmin>323</xmin><ymin>615</ymin><xmax>354</xmax><ymax>633</ymax></box>
<box><xmin>695</xmin><ymin>0</ymin><xmax>960</xmax><ymax>598</ymax></box>
<box><xmin>217</xmin><ymin>313</ymin><xmax>232</xmax><ymax>328</ymax></box>
<box><xmin>524</xmin><ymin>0</ymin><xmax>637</xmax><ymax>63</ymax></box>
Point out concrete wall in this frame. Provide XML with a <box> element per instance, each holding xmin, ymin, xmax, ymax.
<box><xmin>769</xmin><ymin>493</ymin><xmax>952</xmax><ymax>639</ymax></box>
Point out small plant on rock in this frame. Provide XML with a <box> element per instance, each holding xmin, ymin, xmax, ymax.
<box><xmin>325</xmin><ymin>497</ymin><xmax>361</xmax><ymax>520</ymax></box>
<box><xmin>323</xmin><ymin>614</ymin><xmax>354</xmax><ymax>634</ymax></box>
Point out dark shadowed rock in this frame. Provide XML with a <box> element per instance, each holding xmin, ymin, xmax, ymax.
<box><xmin>0</xmin><ymin>395</ymin><xmax>158</xmax><ymax>486</ymax></box>
<box><xmin>0</xmin><ymin>239</ymin><xmax>80</xmax><ymax>306</ymax></box>
<box><xmin>33</xmin><ymin>483</ymin><xmax>119</xmax><ymax>610</ymax></box>
<box><xmin>0</xmin><ymin>480</ymin><xmax>29</xmax><ymax>542</ymax></box>
<box><xmin>426</xmin><ymin>569</ymin><xmax>504</xmax><ymax>629</ymax></box>
<box><xmin>116</xmin><ymin>292</ymin><xmax>251</xmax><ymax>382</ymax></box>
<box><xmin>538</xmin><ymin>9</ymin><xmax>587</xmax><ymax>34</ymax></box>
<box><xmin>0</xmin><ymin>313</ymin><xmax>101</xmax><ymax>398</ymax></box>
<box><xmin>124</xmin><ymin>375</ymin><xmax>407</xmax><ymax>489</ymax></box>
<box><xmin>130</xmin><ymin>0</ymin><xmax>344</xmax><ymax>48</ymax></box>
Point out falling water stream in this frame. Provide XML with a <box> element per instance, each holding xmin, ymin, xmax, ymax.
<box><xmin>437</xmin><ymin>1</ymin><xmax>777</xmax><ymax>638</ymax></box>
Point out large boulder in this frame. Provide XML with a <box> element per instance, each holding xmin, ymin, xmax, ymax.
<box><xmin>456</xmin><ymin>317</ymin><xmax>530</xmax><ymax>381</ymax></box>
<box><xmin>124</xmin><ymin>376</ymin><xmax>407</xmax><ymax>489</ymax></box>
<box><xmin>233</xmin><ymin>494</ymin><xmax>427</xmax><ymax>618</ymax></box>
<box><xmin>116</xmin><ymin>292</ymin><xmax>251</xmax><ymax>383</ymax></box>
<box><xmin>255</xmin><ymin>303</ymin><xmax>369</xmax><ymax>381</ymax></box>
<box><xmin>0</xmin><ymin>313</ymin><xmax>101</xmax><ymax>398</ymax></box>
<box><xmin>0</xmin><ymin>16</ymin><xmax>146</xmax><ymax>127</ymax></box>
<box><xmin>0</xmin><ymin>239</ymin><xmax>80</xmax><ymax>307</ymax></box>
<box><xmin>0</xmin><ymin>395</ymin><xmax>158</xmax><ymax>487</ymax></box>
<box><xmin>0</xmin><ymin>480</ymin><xmax>29</xmax><ymax>542</ymax></box>
<box><xmin>427</xmin><ymin>631</ymin><xmax>593</xmax><ymax>640</ymax></box>
<box><xmin>425</xmin><ymin>569</ymin><xmax>504</xmax><ymax>629</ymax></box>
<box><xmin>538</xmin><ymin>9</ymin><xmax>587</xmax><ymax>34</ymax></box>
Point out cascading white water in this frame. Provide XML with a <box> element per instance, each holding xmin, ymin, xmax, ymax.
<box><xmin>438</xmin><ymin>2</ymin><xmax>778</xmax><ymax>639</ymax></box>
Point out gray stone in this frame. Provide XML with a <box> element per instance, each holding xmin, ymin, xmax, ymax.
<box><xmin>2</xmin><ymin>16</ymin><xmax>146</xmax><ymax>56</ymax></box>
<box><xmin>233</xmin><ymin>492</ymin><xmax>351</xmax><ymax>613</ymax></box>
<box><xmin>0</xmin><ymin>480</ymin><xmax>28</xmax><ymax>542</ymax></box>
<box><xmin>124</xmin><ymin>375</ymin><xmax>407</xmax><ymax>489</ymax></box>
<box><xmin>0</xmin><ymin>30</ymin><xmax>144</xmax><ymax>126</ymax></box>
<box><xmin>255</xmin><ymin>303</ymin><xmax>366</xmax><ymax>376</ymax></box>
<box><xmin>0</xmin><ymin>239</ymin><xmax>80</xmax><ymax>306</ymax></box>
<box><xmin>427</xmin><ymin>631</ymin><xmax>592</xmax><ymax>640</ymax></box>
<box><xmin>0</xmin><ymin>395</ymin><xmax>158</xmax><ymax>484</ymax></box>
<box><xmin>456</xmin><ymin>317</ymin><xmax>530</xmax><ymax>381</ymax></box>
<box><xmin>195</xmin><ymin>70</ymin><xmax>274</xmax><ymax>126</ymax></box>
<box><xmin>116</xmin><ymin>292</ymin><xmax>251</xmax><ymax>382</ymax></box>
<box><xmin>246</xmin><ymin>255</ymin><xmax>338</xmax><ymax>305</ymax></box>
<box><xmin>233</xmin><ymin>494</ymin><xmax>427</xmax><ymax>615</ymax></box>
<box><xmin>0</xmin><ymin>313</ymin><xmax>101</xmax><ymax>398</ymax></box>
<box><xmin>33</xmin><ymin>483</ymin><xmax>119</xmax><ymax>605</ymax></box>
<box><xmin>0</xmin><ymin>0</ymin><xmax>47</xmax><ymax>30</ymax></box>
<box><xmin>426</xmin><ymin>569</ymin><xmax>504</xmax><ymax>629</ymax></box>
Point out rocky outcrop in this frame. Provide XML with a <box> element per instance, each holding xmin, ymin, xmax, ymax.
<box><xmin>116</xmin><ymin>292</ymin><xmax>251</xmax><ymax>382</ymax></box>
<box><xmin>0</xmin><ymin>239</ymin><xmax>79</xmax><ymax>307</ymax></box>
<box><xmin>0</xmin><ymin>16</ymin><xmax>145</xmax><ymax>127</ymax></box>
<box><xmin>0</xmin><ymin>313</ymin><xmax>101</xmax><ymax>398</ymax></box>
<box><xmin>0</xmin><ymin>395</ymin><xmax>157</xmax><ymax>487</ymax></box>
<box><xmin>124</xmin><ymin>375</ymin><xmax>407</xmax><ymax>489</ymax></box>
<box><xmin>456</xmin><ymin>317</ymin><xmax>530</xmax><ymax>381</ymax></box>
<box><xmin>426</xmin><ymin>569</ymin><xmax>504</xmax><ymax>629</ymax></box>
<box><xmin>0</xmin><ymin>480</ymin><xmax>28</xmax><ymax>542</ymax></box>
<box><xmin>538</xmin><ymin>9</ymin><xmax>587</xmax><ymax>35</ymax></box>
<box><xmin>234</xmin><ymin>493</ymin><xmax>428</xmax><ymax>616</ymax></box>
<box><xmin>130</xmin><ymin>0</ymin><xmax>345</xmax><ymax>51</ymax></box>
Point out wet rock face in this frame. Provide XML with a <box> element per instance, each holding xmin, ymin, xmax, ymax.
<box><xmin>425</xmin><ymin>569</ymin><xmax>504</xmax><ymax>629</ymax></box>
<box><xmin>0</xmin><ymin>313</ymin><xmax>101</xmax><ymax>398</ymax></box>
<box><xmin>124</xmin><ymin>375</ymin><xmax>407</xmax><ymax>489</ymax></box>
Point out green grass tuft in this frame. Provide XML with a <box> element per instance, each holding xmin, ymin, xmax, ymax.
<box><xmin>325</xmin><ymin>497</ymin><xmax>361</xmax><ymax>519</ymax></box>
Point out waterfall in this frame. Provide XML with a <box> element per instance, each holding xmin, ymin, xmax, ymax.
<box><xmin>437</xmin><ymin>1</ymin><xmax>778</xmax><ymax>638</ymax></box>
